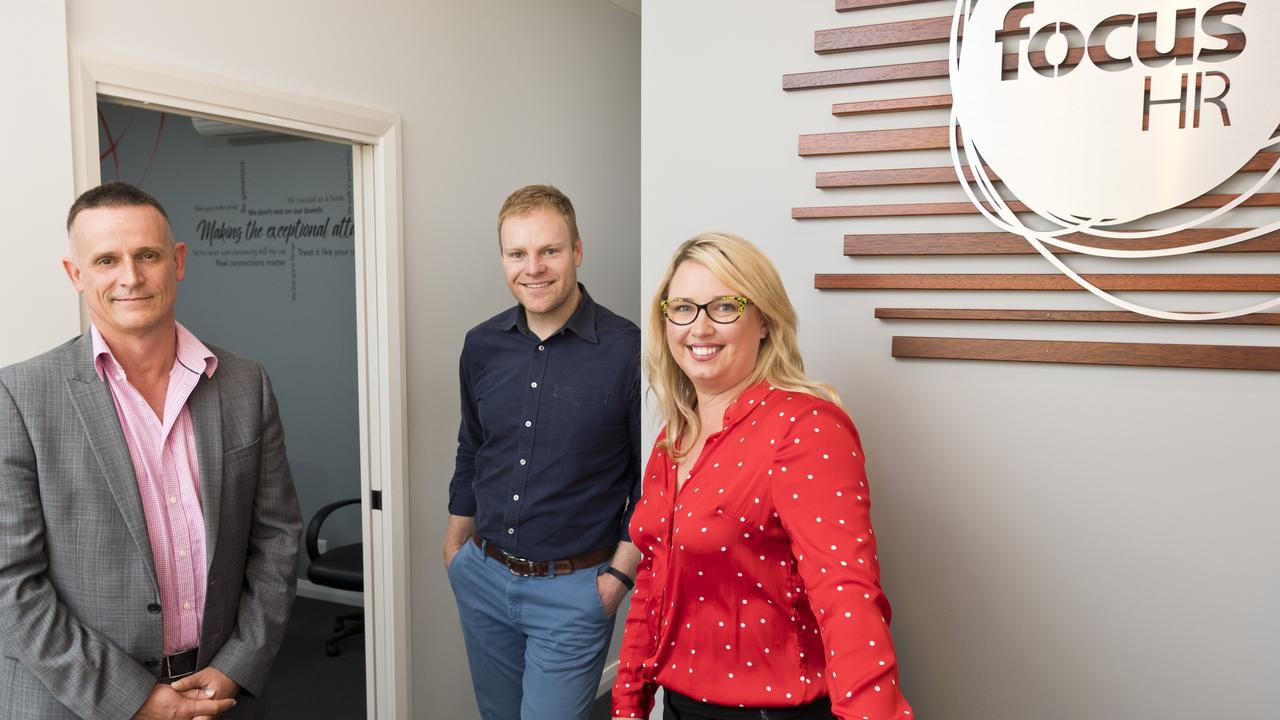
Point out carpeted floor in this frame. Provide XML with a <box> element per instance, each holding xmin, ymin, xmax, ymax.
<box><xmin>267</xmin><ymin>598</ymin><xmax>641</xmax><ymax>719</ymax></box>
<box><xmin>267</xmin><ymin>596</ymin><xmax>366</xmax><ymax>719</ymax></box>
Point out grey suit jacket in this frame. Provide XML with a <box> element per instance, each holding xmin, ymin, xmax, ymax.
<box><xmin>0</xmin><ymin>333</ymin><xmax>302</xmax><ymax>719</ymax></box>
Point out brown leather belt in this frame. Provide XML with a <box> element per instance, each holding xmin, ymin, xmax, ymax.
<box><xmin>471</xmin><ymin>533</ymin><xmax>614</xmax><ymax>577</ymax></box>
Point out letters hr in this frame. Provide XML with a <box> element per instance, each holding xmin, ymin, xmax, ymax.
<box><xmin>1142</xmin><ymin>71</ymin><xmax>1231</xmax><ymax>130</ymax></box>
<box><xmin>996</xmin><ymin>2</ymin><xmax>1244</xmax><ymax>130</ymax></box>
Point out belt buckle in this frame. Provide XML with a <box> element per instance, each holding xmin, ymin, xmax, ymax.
<box><xmin>163</xmin><ymin>655</ymin><xmax>195</xmax><ymax>682</ymax></box>
<box><xmin>506</xmin><ymin>556</ymin><xmax>537</xmax><ymax>577</ymax></box>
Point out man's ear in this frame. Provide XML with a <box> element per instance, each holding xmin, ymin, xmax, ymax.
<box><xmin>62</xmin><ymin>256</ymin><xmax>84</xmax><ymax>292</ymax></box>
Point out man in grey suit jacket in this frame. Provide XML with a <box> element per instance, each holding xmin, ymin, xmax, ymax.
<box><xmin>0</xmin><ymin>182</ymin><xmax>301</xmax><ymax>719</ymax></box>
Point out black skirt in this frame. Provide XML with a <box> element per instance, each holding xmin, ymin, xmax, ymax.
<box><xmin>663</xmin><ymin>689</ymin><xmax>837</xmax><ymax>720</ymax></box>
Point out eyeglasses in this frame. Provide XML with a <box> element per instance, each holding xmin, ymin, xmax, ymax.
<box><xmin>660</xmin><ymin>296</ymin><xmax>752</xmax><ymax>325</ymax></box>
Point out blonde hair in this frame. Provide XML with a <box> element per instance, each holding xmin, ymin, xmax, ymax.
<box><xmin>496</xmin><ymin>184</ymin><xmax>579</xmax><ymax>248</ymax></box>
<box><xmin>646</xmin><ymin>232</ymin><xmax>841</xmax><ymax>458</ymax></box>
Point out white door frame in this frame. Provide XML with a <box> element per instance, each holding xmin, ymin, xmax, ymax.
<box><xmin>68</xmin><ymin>47</ymin><xmax>412</xmax><ymax>720</ymax></box>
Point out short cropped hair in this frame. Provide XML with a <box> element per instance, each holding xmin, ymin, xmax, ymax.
<box><xmin>66</xmin><ymin>181</ymin><xmax>170</xmax><ymax>233</ymax></box>
<box><xmin>496</xmin><ymin>184</ymin><xmax>580</xmax><ymax>247</ymax></box>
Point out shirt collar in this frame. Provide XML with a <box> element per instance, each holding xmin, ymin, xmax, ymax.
<box><xmin>721</xmin><ymin>380</ymin><xmax>774</xmax><ymax>428</ymax></box>
<box><xmin>499</xmin><ymin>283</ymin><xmax>600</xmax><ymax>344</ymax></box>
<box><xmin>91</xmin><ymin>323</ymin><xmax>218</xmax><ymax>381</ymax></box>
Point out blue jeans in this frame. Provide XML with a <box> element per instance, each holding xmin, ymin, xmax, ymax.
<box><xmin>447</xmin><ymin>539</ymin><xmax>616</xmax><ymax>720</ymax></box>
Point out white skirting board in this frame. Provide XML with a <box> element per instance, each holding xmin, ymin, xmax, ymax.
<box><xmin>597</xmin><ymin>660</ymin><xmax>618</xmax><ymax>698</ymax></box>
<box><xmin>296</xmin><ymin>578</ymin><xmax>364</xmax><ymax>608</ymax></box>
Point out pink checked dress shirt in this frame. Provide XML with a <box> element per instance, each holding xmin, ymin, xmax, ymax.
<box><xmin>92</xmin><ymin>323</ymin><xmax>217</xmax><ymax>656</ymax></box>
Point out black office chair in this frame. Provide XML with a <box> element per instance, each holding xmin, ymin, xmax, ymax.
<box><xmin>305</xmin><ymin>498</ymin><xmax>364</xmax><ymax>656</ymax></box>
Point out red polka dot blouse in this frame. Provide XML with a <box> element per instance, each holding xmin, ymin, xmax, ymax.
<box><xmin>612</xmin><ymin>382</ymin><xmax>913</xmax><ymax>719</ymax></box>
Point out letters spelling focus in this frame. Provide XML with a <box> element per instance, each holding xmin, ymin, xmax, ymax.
<box><xmin>996</xmin><ymin>1</ymin><xmax>1247</xmax><ymax>130</ymax></box>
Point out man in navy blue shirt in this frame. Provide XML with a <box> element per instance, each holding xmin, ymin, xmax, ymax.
<box><xmin>443</xmin><ymin>184</ymin><xmax>641</xmax><ymax>720</ymax></box>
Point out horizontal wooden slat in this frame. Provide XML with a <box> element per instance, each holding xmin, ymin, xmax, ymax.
<box><xmin>818</xmin><ymin>152</ymin><xmax>1277</xmax><ymax>187</ymax></box>
<box><xmin>784</xmin><ymin>60</ymin><xmax>949</xmax><ymax>91</ymax></box>
<box><xmin>844</xmin><ymin>229</ymin><xmax>1280</xmax><ymax>255</ymax></box>
<box><xmin>836</xmin><ymin>0</ymin><xmax>936</xmax><ymax>11</ymax></box>
<box><xmin>815</xmin><ymin>274</ymin><xmax>1280</xmax><ymax>291</ymax></box>
<box><xmin>816</xmin><ymin>16</ymin><xmax>953</xmax><ymax>53</ymax></box>
<box><xmin>875</xmin><ymin>308</ymin><xmax>1280</xmax><ymax>325</ymax></box>
<box><xmin>817</xmin><ymin>164</ymin><xmax>991</xmax><ymax>187</ymax></box>
<box><xmin>795</xmin><ymin>193</ymin><xmax>1280</xmax><ymax>218</ymax></box>
<box><xmin>800</xmin><ymin>126</ymin><xmax>952</xmax><ymax>155</ymax></box>
<box><xmin>891</xmin><ymin>336</ymin><xmax>1280</xmax><ymax>371</ymax></box>
<box><xmin>795</xmin><ymin>199</ymin><xmax>1020</xmax><ymax>217</ymax></box>
<box><xmin>833</xmin><ymin>94</ymin><xmax>952</xmax><ymax>117</ymax></box>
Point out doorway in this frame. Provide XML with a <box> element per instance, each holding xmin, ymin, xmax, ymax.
<box><xmin>98</xmin><ymin>99</ymin><xmax>365</xmax><ymax>716</ymax></box>
<box><xmin>71</xmin><ymin>53</ymin><xmax>411</xmax><ymax>719</ymax></box>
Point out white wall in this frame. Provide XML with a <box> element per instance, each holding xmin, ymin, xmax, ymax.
<box><xmin>0</xmin><ymin>4</ymin><xmax>81</xmax><ymax>366</ymax></box>
<box><xmin>644</xmin><ymin>2</ymin><xmax>1279</xmax><ymax>719</ymax></box>
<box><xmin>64</xmin><ymin>1</ymin><xmax>640</xmax><ymax>717</ymax></box>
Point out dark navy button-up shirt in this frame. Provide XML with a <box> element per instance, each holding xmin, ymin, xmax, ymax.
<box><xmin>448</xmin><ymin>285</ymin><xmax>641</xmax><ymax>561</ymax></box>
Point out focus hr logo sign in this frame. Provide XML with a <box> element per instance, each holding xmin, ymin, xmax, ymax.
<box><xmin>949</xmin><ymin>0</ymin><xmax>1280</xmax><ymax>320</ymax></box>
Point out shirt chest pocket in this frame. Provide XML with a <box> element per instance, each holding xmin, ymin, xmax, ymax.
<box><xmin>548</xmin><ymin>384</ymin><xmax>620</xmax><ymax>449</ymax></box>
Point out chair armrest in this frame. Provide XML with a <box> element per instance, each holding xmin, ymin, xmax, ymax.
<box><xmin>305</xmin><ymin>497</ymin><xmax>362</xmax><ymax>562</ymax></box>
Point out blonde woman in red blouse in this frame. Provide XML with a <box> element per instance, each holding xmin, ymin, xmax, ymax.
<box><xmin>612</xmin><ymin>233</ymin><xmax>913</xmax><ymax>720</ymax></box>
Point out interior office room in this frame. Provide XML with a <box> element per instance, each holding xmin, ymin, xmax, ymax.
<box><xmin>2</xmin><ymin>1</ymin><xmax>1276</xmax><ymax>719</ymax></box>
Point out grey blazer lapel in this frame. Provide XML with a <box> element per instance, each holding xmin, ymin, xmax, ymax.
<box><xmin>65</xmin><ymin>343</ymin><xmax>158</xmax><ymax>583</ymax></box>
<box><xmin>189</xmin><ymin>372</ymin><xmax>223</xmax><ymax>572</ymax></box>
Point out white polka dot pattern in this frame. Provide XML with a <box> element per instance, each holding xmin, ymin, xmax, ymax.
<box><xmin>611</xmin><ymin>383</ymin><xmax>913</xmax><ymax>719</ymax></box>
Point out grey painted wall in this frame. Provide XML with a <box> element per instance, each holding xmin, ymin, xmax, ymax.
<box><xmin>643</xmin><ymin>2</ymin><xmax>1278</xmax><ymax>719</ymax></box>
<box><xmin>69</xmin><ymin>1</ymin><xmax>640</xmax><ymax>716</ymax></box>
<box><xmin>97</xmin><ymin>102</ymin><xmax>362</xmax><ymax>574</ymax></box>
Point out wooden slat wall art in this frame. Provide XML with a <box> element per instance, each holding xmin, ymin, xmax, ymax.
<box><xmin>783</xmin><ymin>60</ymin><xmax>950</xmax><ymax>91</ymax></box>
<box><xmin>835</xmin><ymin>0</ymin><xmax>936</xmax><ymax>12</ymax></box>
<box><xmin>891</xmin><ymin>337</ymin><xmax>1280</xmax><ymax>372</ymax></box>
<box><xmin>844</xmin><ymin>229</ymin><xmax>1280</xmax><ymax>255</ymax></box>
<box><xmin>815</xmin><ymin>16</ymin><xmax>955</xmax><ymax>54</ymax></box>
<box><xmin>833</xmin><ymin>94</ymin><xmax>953</xmax><ymax>117</ymax></box>
<box><xmin>799</xmin><ymin>126</ymin><xmax>952</xmax><ymax>155</ymax></box>
<box><xmin>794</xmin><ymin>193</ymin><xmax>1280</xmax><ymax>219</ymax></box>
<box><xmin>815</xmin><ymin>274</ymin><xmax>1280</xmax><ymax>291</ymax></box>
<box><xmin>819</xmin><ymin>165</ymin><xmax>984</xmax><ymax>188</ymax></box>
<box><xmin>818</xmin><ymin>152</ymin><xmax>1278</xmax><ymax>187</ymax></box>
<box><xmin>789</xmin><ymin>1</ymin><xmax>1280</xmax><ymax>371</ymax></box>
<box><xmin>875</xmin><ymin>309</ymin><xmax>1280</xmax><ymax>326</ymax></box>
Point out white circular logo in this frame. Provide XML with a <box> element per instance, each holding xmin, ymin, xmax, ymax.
<box><xmin>949</xmin><ymin>0</ymin><xmax>1280</xmax><ymax>320</ymax></box>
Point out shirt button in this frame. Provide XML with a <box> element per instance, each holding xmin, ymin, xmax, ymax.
<box><xmin>507</xmin><ymin>528</ymin><xmax>515</xmax><ymax>535</ymax></box>
<box><xmin>178</xmin><ymin>549</ymin><xmax>187</xmax><ymax>558</ymax></box>
<box><xmin>168</xmin><ymin>496</ymin><xmax>177</xmax><ymax>505</ymax></box>
<box><xmin>513</xmin><ymin>494</ymin><xmax>520</xmax><ymax>501</ymax></box>
<box><xmin>530</xmin><ymin>381</ymin><xmax>538</xmax><ymax>388</ymax></box>
<box><xmin>183</xmin><ymin>601</ymin><xmax>192</xmax><ymax>610</ymax></box>
<box><xmin>524</xmin><ymin>420</ymin><xmax>532</xmax><ymax>428</ymax></box>
<box><xmin>537</xmin><ymin>345</ymin><xmax>545</xmax><ymax>352</ymax></box>
<box><xmin>519</xmin><ymin>458</ymin><xmax>527</xmax><ymax>466</ymax></box>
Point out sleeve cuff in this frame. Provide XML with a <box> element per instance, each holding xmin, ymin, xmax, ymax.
<box><xmin>447</xmin><ymin>493</ymin><xmax>477</xmax><ymax>517</ymax></box>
